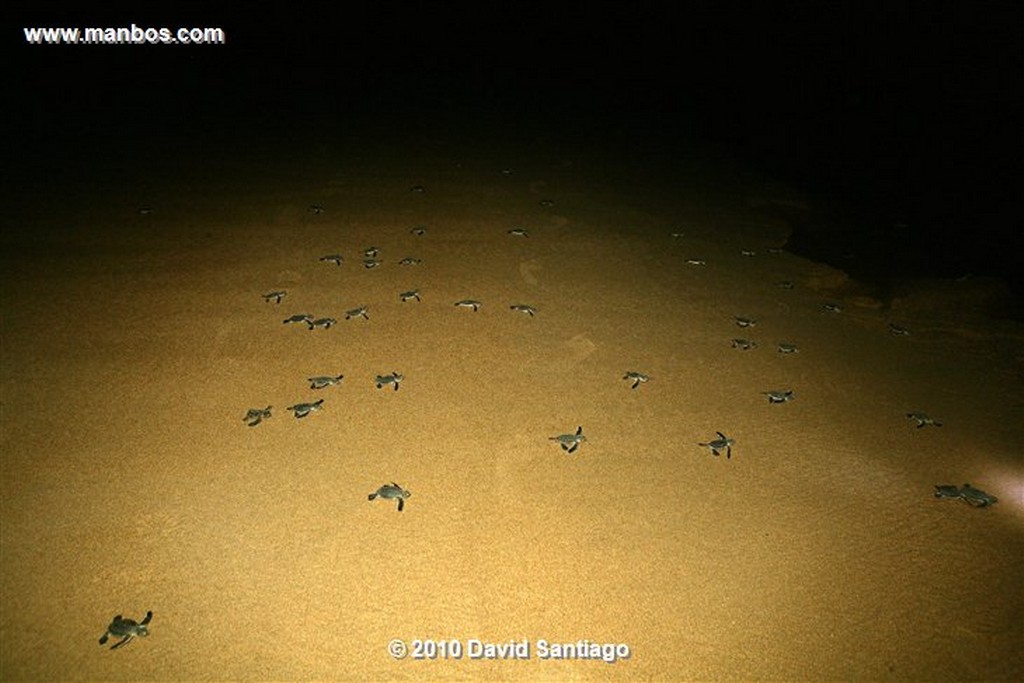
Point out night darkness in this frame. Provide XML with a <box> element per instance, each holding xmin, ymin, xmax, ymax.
<box><xmin>8</xmin><ymin>2</ymin><xmax>1023</xmax><ymax>312</ymax></box>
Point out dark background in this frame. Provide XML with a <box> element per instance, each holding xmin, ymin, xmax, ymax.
<box><xmin>7</xmin><ymin>1</ymin><xmax>1023</xmax><ymax>311</ymax></box>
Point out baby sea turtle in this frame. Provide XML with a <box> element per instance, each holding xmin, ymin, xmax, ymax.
<box><xmin>623</xmin><ymin>371</ymin><xmax>650</xmax><ymax>389</ymax></box>
<box><xmin>363</xmin><ymin>246</ymin><xmax>380</xmax><ymax>258</ymax></box>
<box><xmin>137</xmin><ymin>207</ymin><xmax>154</xmax><ymax>216</ymax></box>
<box><xmin>670</xmin><ymin>231</ymin><xmax>686</xmax><ymax>238</ymax></box>
<box><xmin>400</xmin><ymin>289</ymin><xmax>421</xmax><ymax>302</ymax></box>
<box><xmin>345</xmin><ymin>306</ymin><xmax>369</xmax><ymax>320</ymax></box>
<box><xmin>363</xmin><ymin>258</ymin><xmax>381</xmax><ymax>269</ymax></box>
<box><xmin>734</xmin><ymin>316</ymin><xmax>757</xmax><ymax>328</ymax></box>
<box><xmin>99</xmin><ymin>611</ymin><xmax>152</xmax><ymax>650</ymax></box>
<box><xmin>888</xmin><ymin>323</ymin><xmax>911</xmax><ymax>336</ymax></box>
<box><xmin>368</xmin><ymin>482</ymin><xmax>411</xmax><ymax>511</ymax></box>
<box><xmin>507</xmin><ymin>228</ymin><xmax>530</xmax><ymax>237</ymax></box>
<box><xmin>455</xmin><ymin>300</ymin><xmax>481</xmax><ymax>311</ymax></box>
<box><xmin>410</xmin><ymin>185</ymin><xmax>426</xmax><ymax>193</ymax></box>
<box><xmin>262</xmin><ymin>291</ymin><xmax>286</xmax><ymax>304</ymax></box>
<box><xmin>308</xmin><ymin>204</ymin><xmax>325</xmax><ymax>215</ymax></box>
<box><xmin>731</xmin><ymin>338</ymin><xmax>758</xmax><ymax>350</ymax></box>
<box><xmin>510</xmin><ymin>304</ymin><xmax>537</xmax><ymax>316</ymax></box>
<box><xmin>287</xmin><ymin>399</ymin><xmax>324</xmax><ymax>418</ymax></box>
<box><xmin>319</xmin><ymin>254</ymin><xmax>344</xmax><ymax>266</ymax></box>
<box><xmin>308</xmin><ymin>375</ymin><xmax>343</xmax><ymax>390</ymax></box>
<box><xmin>686</xmin><ymin>259</ymin><xmax>707</xmax><ymax>266</ymax></box>
<box><xmin>538</xmin><ymin>199</ymin><xmax>555</xmax><ymax>207</ymax></box>
<box><xmin>283</xmin><ymin>313</ymin><xmax>313</xmax><ymax>325</ymax></box>
<box><xmin>822</xmin><ymin>302</ymin><xmax>843</xmax><ymax>313</ymax></box>
<box><xmin>698</xmin><ymin>431</ymin><xmax>734</xmax><ymax>459</ymax></box>
<box><xmin>375</xmin><ymin>372</ymin><xmax>404</xmax><ymax>391</ymax></box>
<box><xmin>410</xmin><ymin>226</ymin><xmax>427</xmax><ymax>236</ymax></box>
<box><xmin>399</xmin><ymin>257</ymin><xmax>422</xmax><ymax>265</ymax></box>
<box><xmin>766</xmin><ymin>247</ymin><xmax>784</xmax><ymax>254</ymax></box>
<box><xmin>776</xmin><ymin>280</ymin><xmax>795</xmax><ymax>290</ymax></box>
<box><xmin>549</xmin><ymin>426</ymin><xmax>586</xmax><ymax>454</ymax></box>
<box><xmin>777</xmin><ymin>342</ymin><xmax>799</xmax><ymax>354</ymax></box>
<box><xmin>740</xmin><ymin>249</ymin><xmax>757</xmax><ymax>257</ymax></box>
<box><xmin>907</xmin><ymin>412</ymin><xmax>943</xmax><ymax>428</ymax></box>
<box><xmin>306</xmin><ymin>317</ymin><xmax>337</xmax><ymax>330</ymax></box>
<box><xmin>934</xmin><ymin>483</ymin><xmax>998</xmax><ymax>507</ymax></box>
<box><xmin>243</xmin><ymin>406</ymin><xmax>272</xmax><ymax>427</ymax></box>
<box><xmin>763</xmin><ymin>390</ymin><xmax>795</xmax><ymax>404</ymax></box>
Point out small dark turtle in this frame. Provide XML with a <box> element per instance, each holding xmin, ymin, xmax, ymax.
<box><xmin>933</xmin><ymin>484</ymin><xmax>962</xmax><ymax>500</ymax></box>
<box><xmin>763</xmin><ymin>390</ymin><xmax>795</xmax><ymax>404</ymax></box>
<box><xmin>822</xmin><ymin>302</ymin><xmax>843</xmax><ymax>313</ymax></box>
<box><xmin>731</xmin><ymin>338</ymin><xmax>758</xmax><ymax>350</ymax></box>
<box><xmin>308</xmin><ymin>375</ymin><xmax>343</xmax><ymax>390</ymax></box>
<box><xmin>362</xmin><ymin>258</ymin><xmax>381</xmax><ymax>269</ymax></box>
<box><xmin>698</xmin><ymin>431</ymin><xmax>734</xmax><ymax>459</ymax></box>
<box><xmin>907</xmin><ymin>412</ymin><xmax>942</xmax><ymax>428</ymax></box>
<box><xmin>777</xmin><ymin>342</ymin><xmax>799</xmax><ymax>354</ymax></box>
<box><xmin>137</xmin><ymin>207</ymin><xmax>154</xmax><ymax>216</ymax></box>
<box><xmin>538</xmin><ymin>199</ymin><xmax>554</xmax><ymax>207</ymax></box>
<box><xmin>549</xmin><ymin>426</ymin><xmax>586</xmax><ymax>454</ymax></box>
<box><xmin>410</xmin><ymin>226</ymin><xmax>427</xmax><ymax>236</ymax></box>
<box><xmin>766</xmin><ymin>247</ymin><xmax>784</xmax><ymax>254</ymax></box>
<box><xmin>283</xmin><ymin>314</ymin><xmax>313</xmax><ymax>325</ymax></box>
<box><xmin>686</xmin><ymin>259</ymin><xmax>706</xmax><ymax>266</ymax></box>
<box><xmin>319</xmin><ymin>254</ymin><xmax>344</xmax><ymax>266</ymax></box>
<box><xmin>306</xmin><ymin>317</ymin><xmax>337</xmax><ymax>330</ymax></box>
<box><xmin>308</xmin><ymin>204</ymin><xmax>325</xmax><ymax>215</ymax></box>
<box><xmin>363</xmin><ymin>246</ymin><xmax>380</xmax><ymax>258</ymax></box>
<box><xmin>410</xmin><ymin>185</ymin><xmax>427</xmax><ymax>193</ymax></box>
<box><xmin>500</xmin><ymin>168</ymin><xmax>513</xmax><ymax>176</ymax></box>
<box><xmin>776</xmin><ymin>280</ymin><xmax>795</xmax><ymax>290</ymax></box>
<box><xmin>375</xmin><ymin>372</ymin><xmax>404</xmax><ymax>391</ymax></box>
<box><xmin>369</xmin><ymin>482</ymin><xmax>411</xmax><ymax>511</ymax></box>
<box><xmin>510</xmin><ymin>304</ymin><xmax>537</xmax><ymax>316</ymax></box>
<box><xmin>623</xmin><ymin>371</ymin><xmax>650</xmax><ymax>390</ymax></box>
<box><xmin>262</xmin><ymin>291</ymin><xmax>286</xmax><ymax>304</ymax></box>
<box><xmin>287</xmin><ymin>399</ymin><xmax>324</xmax><ymax>418</ymax></box>
<box><xmin>734</xmin><ymin>316</ymin><xmax>757</xmax><ymax>328</ymax></box>
<box><xmin>958</xmin><ymin>483</ymin><xmax>998</xmax><ymax>507</ymax></box>
<box><xmin>740</xmin><ymin>249</ymin><xmax>757</xmax><ymax>257</ymax></box>
<box><xmin>507</xmin><ymin>228</ymin><xmax>530</xmax><ymax>237</ymax></box>
<box><xmin>455</xmin><ymin>300</ymin><xmax>481</xmax><ymax>311</ymax></box>
<box><xmin>99</xmin><ymin>611</ymin><xmax>152</xmax><ymax>650</ymax></box>
<box><xmin>400</xmin><ymin>289</ymin><xmax>421</xmax><ymax>302</ymax></box>
<box><xmin>345</xmin><ymin>306</ymin><xmax>369</xmax><ymax>320</ymax></box>
<box><xmin>888</xmin><ymin>323</ymin><xmax>911</xmax><ymax>336</ymax></box>
<box><xmin>243</xmin><ymin>406</ymin><xmax>272</xmax><ymax>427</ymax></box>
<box><xmin>399</xmin><ymin>257</ymin><xmax>422</xmax><ymax>266</ymax></box>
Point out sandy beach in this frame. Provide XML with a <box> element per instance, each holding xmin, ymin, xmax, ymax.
<box><xmin>2</xmin><ymin>130</ymin><xmax>1022</xmax><ymax>681</ymax></box>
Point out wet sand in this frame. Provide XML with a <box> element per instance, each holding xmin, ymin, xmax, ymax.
<box><xmin>2</xmin><ymin>134</ymin><xmax>1022</xmax><ymax>681</ymax></box>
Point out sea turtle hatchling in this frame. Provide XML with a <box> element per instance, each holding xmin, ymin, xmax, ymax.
<box><xmin>507</xmin><ymin>228</ymin><xmax>530</xmax><ymax>237</ymax></box>
<box><xmin>549</xmin><ymin>426</ymin><xmax>586</xmax><ymax>453</ymax></box>
<box><xmin>283</xmin><ymin>314</ymin><xmax>313</xmax><ymax>325</ymax></box>
<box><xmin>410</xmin><ymin>226</ymin><xmax>427</xmax><ymax>236</ymax></box>
<box><xmin>243</xmin><ymin>406</ymin><xmax>272</xmax><ymax>427</ymax></box>
<box><xmin>734</xmin><ymin>316</ymin><xmax>757</xmax><ymax>328</ymax></box>
<box><xmin>287</xmin><ymin>399</ymin><xmax>324</xmax><ymax>418</ymax></box>
<box><xmin>731</xmin><ymin>338</ymin><xmax>758</xmax><ymax>350</ymax></box>
<box><xmin>538</xmin><ymin>199</ymin><xmax>555</xmax><ymax>207</ymax></box>
<box><xmin>99</xmin><ymin>611</ymin><xmax>152</xmax><ymax>650</ymax></box>
<box><xmin>623</xmin><ymin>371</ymin><xmax>650</xmax><ymax>389</ymax></box>
<box><xmin>410</xmin><ymin>185</ymin><xmax>427</xmax><ymax>193</ymax></box>
<box><xmin>455</xmin><ymin>300</ymin><xmax>481</xmax><ymax>311</ymax></box>
<box><xmin>306</xmin><ymin>317</ymin><xmax>337</xmax><ymax>330</ymax></box>
<box><xmin>375</xmin><ymin>372</ymin><xmax>404</xmax><ymax>391</ymax></box>
<box><xmin>319</xmin><ymin>254</ymin><xmax>344</xmax><ymax>266</ymax></box>
<box><xmin>907</xmin><ymin>412</ymin><xmax>943</xmax><ymax>428</ymax></box>
<box><xmin>888</xmin><ymin>323</ymin><xmax>911</xmax><ymax>336</ymax></box>
<box><xmin>345</xmin><ymin>306</ymin><xmax>369</xmax><ymax>320</ymax></box>
<box><xmin>363</xmin><ymin>246</ymin><xmax>380</xmax><ymax>258</ymax></box>
<box><xmin>934</xmin><ymin>483</ymin><xmax>998</xmax><ymax>507</ymax></box>
<box><xmin>776</xmin><ymin>280</ymin><xmax>795</xmax><ymax>290</ymax></box>
<box><xmin>400</xmin><ymin>289</ymin><xmax>421</xmax><ymax>302</ymax></box>
<box><xmin>308</xmin><ymin>375</ymin><xmax>343</xmax><ymax>390</ymax></box>
<box><xmin>686</xmin><ymin>259</ymin><xmax>707</xmax><ymax>266</ymax></box>
<box><xmin>368</xmin><ymin>482</ymin><xmax>411</xmax><ymax>511</ymax></box>
<box><xmin>262</xmin><ymin>291</ymin><xmax>286</xmax><ymax>304</ymax></box>
<box><xmin>308</xmin><ymin>204</ymin><xmax>325</xmax><ymax>215</ymax></box>
<box><xmin>399</xmin><ymin>257</ymin><xmax>422</xmax><ymax>265</ymax></box>
<box><xmin>777</xmin><ymin>342</ymin><xmax>799</xmax><ymax>354</ymax></box>
<box><xmin>362</xmin><ymin>258</ymin><xmax>381</xmax><ymax>269</ymax></box>
<box><xmin>740</xmin><ymin>249</ymin><xmax>757</xmax><ymax>257</ymax></box>
<box><xmin>698</xmin><ymin>431</ymin><xmax>735</xmax><ymax>459</ymax></box>
<box><xmin>510</xmin><ymin>304</ymin><xmax>537</xmax><ymax>316</ymax></box>
<box><xmin>763</xmin><ymin>390</ymin><xmax>795</xmax><ymax>404</ymax></box>
<box><xmin>822</xmin><ymin>302</ymin><xmax>844</xmax><ymax>313</ymax></box>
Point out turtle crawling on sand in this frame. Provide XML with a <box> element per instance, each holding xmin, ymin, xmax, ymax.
<box><xmin>400</xmin><ymin>289</ymin><xmax>421</xmax><ymax>302</ymax></box>
<box><xmin>375</xmin><ymin>372</ymin><xmax>404</xmax><ymax>391</ymax></box>
<box><xmin>369</xmin><ymin>482</ymin><xmax>411</xmax><ymax>511</ymax></box>
<box><xmin>549</xmin><ymin>426</ymin><xmax>586</xmax><ymax>453</ymax></box>
<box><xmin>262</xmin><ymin>291</ymin><xmax>286</xmax><ymax>304</ymax></box>
<box><xmin>243</xmin><ymin>406</ymin><xmax>272</xmax><ymax>427</ymax></box>
<box><xmin>308</xmin><ymin>375</ymin><xmax>343</xmax><ymax>390</ymax></box>
<box><xmin>345</xmin><ymin>306</ymin><xmax>369</xmax><ymax>320</ymax></box>
<box><xmin>99</xmin><ymin>611</ymin><xmax>152</xmax><ymax>650</ymax></box>
<box><xmin>455</xmin><ymin>299</ymin><xmax>482</xmax><ymax>311</ymax></box>
<box><xmin>698</xmin><ymin>431</ymin><xmax>735</xmax><ymax>459</ymax></box>
<box><xmin>287</xmin><ymin>399</ymin><xmax>324</xmax><ymax>418</ymax></box>
<box><xmin>319</xmin><ymin>254</ymin><xmax>344</xmax><ymax>266</ymax></box>
<box><xmin>763</xmin><ymin>390</ymin><xmax>795</xmax><ymax>404</ymax></box>
<box><xmin>507</xmin><ymin>228</ymin><xmax>530</xmax><ymax>237</ymax></box>
<box><xmin>934</xmin><ymin>483</ymin><xmax>998</xmax><ymax>507</ymax></box>
<box><xmin>623</xmin><ymin>371</ymin><xmax>650</xmax><ymax>390</ymax></box>
<box><xmin>776</xmin><ymin>342</ymin><xmax>799</xmax><ymax>354</ymax></box>
<box><xmin>510</xmin><ymin>304</ymin><xmax>537</xmax><ymax>317</ymax></box>
<box><xmin>306</xmin><ymin>317</ymin><xmax>337</xmax><ymax>330</ymax></box>
<box><xmin>907</xmin><ymin>412</ymin><xmax>943</xmax><ymax>428</ymax></box>
<box><xmin>734</xmin><ymin>316</ymin><xmax>757</xmax><ymax>328</ymax></box>
<box><xmin>283</xmin><ymin>314</ymin><xmax>313</xmax><ymax>325</ymax></box>
<box><xmin>731</xmin><ymin>338</ymin><xmax>758</xmax><ymax>350</ymax></box>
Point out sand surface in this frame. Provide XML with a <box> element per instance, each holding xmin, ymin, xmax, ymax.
<box><xmin>2</xmin><ymin>134</ymin><xmax>1022</xmax><ymax>681</ymax></box>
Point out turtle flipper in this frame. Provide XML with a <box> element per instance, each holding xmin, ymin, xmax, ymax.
<box><xmin>111</xmin><ymin>635</ymin><xmax>132</xmax><ymax>650</ymax></box>
<box><xmin>99</xmin><ymin>632</ymin><xmax>110</xmax><ymax>645</ymax></box>
<box><xmin>397</xmin><ymin>498</ymin><xmax>405</xmax><ymax>512</ymax></box>
<box><xmin>726</xmin><ymin>445</ymin><xmax>732</xmax><ymax>460</ymax></box>
<box><xmin>141</xmin><ymin>611</ymin><xmax>153</xmax><ymax>626</ymax></box>
<box><xmin>631</xmin><ymin>380</ymin><xmax>640</xmax><ymax>389</ymax></box>
<box><xmin>568</xmin><ymin>443</ymin><xmax>578</xmax><ymax>454</ymax></box>
<box><xmin>368</xmin><ymin>493</ymin><xmax>378</xmax><ymax>501</ymax></box>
